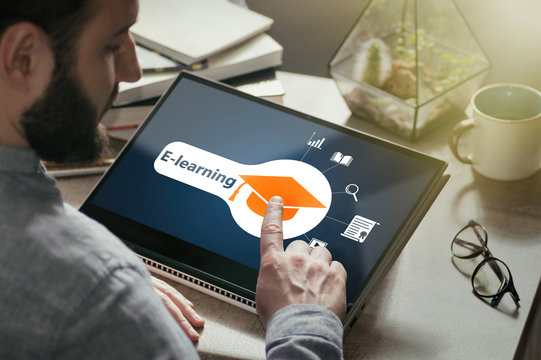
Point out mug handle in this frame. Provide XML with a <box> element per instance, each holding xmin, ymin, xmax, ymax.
<box><xmin>449</xmin><ymin>119</ymin><xmax>474</xmax><ymax>164</ymax></box>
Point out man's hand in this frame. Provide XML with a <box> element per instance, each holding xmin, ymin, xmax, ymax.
<box><xmin>256</xmin><ymin>196</ymin><xmax>347</xmax><ymax>328</ymax></box>
<box><xmin>151</xmin><ymin>276</ymin><xmax>205</xmax><ymax>342</ymax></box>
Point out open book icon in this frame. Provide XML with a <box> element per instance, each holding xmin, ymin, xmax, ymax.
<box><xmin>330</xmin><ymin>152</ymin><xmax>353</xmax><ymax>167</ymax></box>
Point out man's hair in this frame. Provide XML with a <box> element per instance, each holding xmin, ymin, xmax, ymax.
<box><xmin>0</xmin><ymin>1</ymin><xmax>96</xmax><ymax>68</ymax></box>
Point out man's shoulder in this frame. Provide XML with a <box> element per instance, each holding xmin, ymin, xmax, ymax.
<box><xmin>0</xmin><ymin>199</ymin><xmax>153</xmax><ymax>358</ymax></box>
<box><xmin>39</xmin><ymin>203</ymin><xmax>145</xmax><ymax>285</ymax></box>
<box><xmin>0</xmin><ymin>164</ymin><xmax>144</xmax><ymax>293</ymax></box>
<box><xmin>1</xmin><ymin>200</ymin><xmax>146</xmax><ymax>308</ymax></box>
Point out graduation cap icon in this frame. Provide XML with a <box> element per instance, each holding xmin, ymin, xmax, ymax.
<box><xmin>228</xmin><ymin>175</ymin><xmax>326</xmax><ymax>221</ymax></box>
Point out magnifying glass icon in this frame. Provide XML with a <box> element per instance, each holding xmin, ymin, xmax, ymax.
<box><xmin>345</xmin><ymin>184</ymin><xmax>359</xmax><ymax>202</ymax></box>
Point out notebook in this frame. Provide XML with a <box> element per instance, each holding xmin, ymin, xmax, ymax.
<box><xmin>80</xmin><ymin>71</ymin><xmax>448</xmax><ymax>333</ymax></box>
<box><xmin>130</xmin><ymin>0</ymin><xmax>273</xmax><ymax>65</ymax></box>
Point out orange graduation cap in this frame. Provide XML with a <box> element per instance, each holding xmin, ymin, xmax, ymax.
<box><xmin>228</xmin><ymin>175</ymin><xmax>325</xmax><ymax>221</ymax></box>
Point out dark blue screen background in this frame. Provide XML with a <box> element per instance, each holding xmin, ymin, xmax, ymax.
<box><xmin>90</xmin><ymin>75</ymin><xmax>441</xmax><ymax>302</ymax></box>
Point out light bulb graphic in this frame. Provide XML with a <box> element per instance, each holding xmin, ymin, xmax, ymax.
<box><xmin>154</xmin><ymin>142</ymin><xmax>332</xmax><ymax>238</ymax></box>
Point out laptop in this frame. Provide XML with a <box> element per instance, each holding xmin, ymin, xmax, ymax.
<box><xmin>80</xmin><ymin>71</ymin><xmax>448</xmax><ymax>334</ymax></box>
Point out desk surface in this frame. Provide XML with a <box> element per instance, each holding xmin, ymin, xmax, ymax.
<box><xmin>58</xmin><ymin>71</ymin><xmax>541</xmax><ymax>359</ymax></box>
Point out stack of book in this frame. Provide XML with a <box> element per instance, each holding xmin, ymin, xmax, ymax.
<box><xmin>113</xmin><ymin>0</ymin><xmax>284</xmax><ymax>107</ymax></box>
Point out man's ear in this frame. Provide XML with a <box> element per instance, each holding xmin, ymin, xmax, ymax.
<box><xmin>0</xmin><ymin>22</ymin><xmax>54</xmax><ymax>93</ymax></box>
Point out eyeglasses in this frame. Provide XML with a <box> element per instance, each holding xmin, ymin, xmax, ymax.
<box><xmin>451</xmin><ymin>220</ymin><xmax>520</xmax><ymax>307</ymax></box>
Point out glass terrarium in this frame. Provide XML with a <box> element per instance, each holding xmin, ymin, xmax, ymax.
<box><xmin>330</xmin><ymin>0</ymin><xmax>490</xmax><ymax>139</ymax></box>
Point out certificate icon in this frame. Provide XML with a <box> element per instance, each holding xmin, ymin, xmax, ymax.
<box><xmin>341</xmin><ymin>215</ymin><xmax>379</xmax><ymax>243</ymax></box>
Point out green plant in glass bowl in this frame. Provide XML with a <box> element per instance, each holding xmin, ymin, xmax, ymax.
<box><xmin>330</xmin><ymin>0</ymin><xmax>490</xmax><ymax>139</ymax></box>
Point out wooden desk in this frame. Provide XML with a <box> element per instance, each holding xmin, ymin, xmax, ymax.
<box><xmin>58</xmin><ymin>71</ymin><xmax>541</xmax><ymax>359</ymax></box>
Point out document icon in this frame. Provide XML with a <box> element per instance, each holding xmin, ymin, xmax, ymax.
<box><xmin>341</xmin><ymin>215</ymin><xmax>379</xmax><ymax>243</ymax></box>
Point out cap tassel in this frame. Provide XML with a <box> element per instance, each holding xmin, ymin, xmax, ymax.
<box><xmin>228</xmin><ymin>181</ymin><xmax>247</xmax><ymax>201</ymax></box>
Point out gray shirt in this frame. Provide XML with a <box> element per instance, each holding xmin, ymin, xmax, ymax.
<box><xmin>0</xmin><ymin>145</ymin><xmax>343</xmax><ymax>359</ymax></box>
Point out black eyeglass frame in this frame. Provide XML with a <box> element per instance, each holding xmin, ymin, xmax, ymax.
<box><xmin>451</xmin><ymin>220</ymin><xmax>520</xmax><ymax>307</ymax></box>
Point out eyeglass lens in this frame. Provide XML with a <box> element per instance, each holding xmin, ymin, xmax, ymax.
<box><xmin>472</xmin><ymin>258</ymin><xmax>510</xmax><ymax>297</ymax></box>
<box><xmin>451</xmin><ymin>223</ymin><xmax>487</xmax><ymax>258</ymax></box>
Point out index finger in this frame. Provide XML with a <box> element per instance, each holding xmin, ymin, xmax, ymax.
<box><xmin>260</xmin><ymin>196</ymin><xmax>284</xmax><ymax>257</ymax></box>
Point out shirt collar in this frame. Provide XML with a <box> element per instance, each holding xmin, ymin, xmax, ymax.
<box><xmin>0</xmin><ymin>145</ymin><xmax>44</xmax><ymax>174</ymax></box>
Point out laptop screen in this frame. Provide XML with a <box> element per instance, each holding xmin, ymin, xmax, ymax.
<box><xmin>81</xmin><ymin>72</ymin><xmax>446</xmax><ymax>304</ymax></box>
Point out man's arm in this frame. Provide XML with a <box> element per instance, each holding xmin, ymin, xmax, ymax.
<box><xmin>265</xmin><ymin>304</ymin><xmax>344</xmax><ymax>359</ymax></box>
<box><xmin>257</xmin><ymin>196</ymin><xmax>347</xmax><ymax>359</ymax></box>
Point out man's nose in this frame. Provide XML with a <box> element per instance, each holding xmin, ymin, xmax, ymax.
<box><xmin>116</xmin><ymin>34</ymin><xmax>142</xmax><ymax>83</ymax></box>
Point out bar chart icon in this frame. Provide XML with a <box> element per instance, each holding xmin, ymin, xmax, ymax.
<box><xmin>341</xmin><ymin>215</ymin><xmax>379</xmax><ymax>243</ymax></box>
<box><xmin>307</xmin><ymin>132</ymin><xmax>325</xmax><ymax>149</ymax></box>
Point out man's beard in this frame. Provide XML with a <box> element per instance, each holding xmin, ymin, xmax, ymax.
<box><xmin>20</xmin><ymin>66</ymin><xmax>118</xmax><ymax>164</ymax></box>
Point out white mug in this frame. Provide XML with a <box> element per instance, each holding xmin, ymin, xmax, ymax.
<box><xmin>449</xmin><ymin>83</ymin><xmax>541</xmax><ymax>181</ymax></box>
